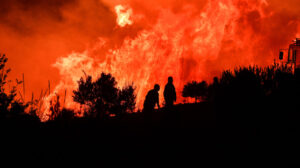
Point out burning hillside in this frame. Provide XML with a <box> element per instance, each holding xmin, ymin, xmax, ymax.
<box><xmin>0</xmin><ymin>0</ymin><xmax>300</xmax><ymax>120</ymax></box>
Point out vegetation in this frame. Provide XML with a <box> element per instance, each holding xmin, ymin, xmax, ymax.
<box><xmin>182</xmin><ymin>81</ymin><xmax>208</xmax><ymax>102</ymax></box>
<box><xmin>208</xmin><ymin>65</ymin><xmax>299</xmax><ymax>127</ymax></box>
<box><xmin>0</xmin><ymin>54</ymin><xmax>29</xmax><ymax>119</ymax></box>
<box><xmin>73</xmin><ymin>72</ymin><xmax>136</xmax><ymax>119</ymax></box>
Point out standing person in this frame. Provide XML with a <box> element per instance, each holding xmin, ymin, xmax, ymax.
<box><xmin>143</xmin><ymin>84</ymin><xmax>160</xmax><ymax>123</ymax></box>
<box><xmin>164</xmin><ymin>76</ymin><xmax>176</xmax><ymax>108</ymax></box>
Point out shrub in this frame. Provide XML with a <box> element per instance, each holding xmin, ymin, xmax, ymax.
<box><xmin>73</xmin><ymin>73</ymin><xmax>136</xmax><ymax>118</ymax></box>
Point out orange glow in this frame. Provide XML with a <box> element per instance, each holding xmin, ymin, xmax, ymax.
<box><xmin>1</xmin><ymin>0</ymin><xmax>300</xmax><ymax>120</ymax></box>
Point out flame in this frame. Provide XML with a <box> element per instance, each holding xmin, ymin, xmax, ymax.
<box><xmin>40</xmin><ymin>52</ymin><xmax>96</xmax><ymax>120</ymax></box>
<box><xmin>115</xmin><ymin>5</ymin><xmax>133</xmax><ymax>27</ymax></box>
<box><xmin>38</xmin><ymin>0</ymin><xmax>300</xmax><ymax>120</ymax></box>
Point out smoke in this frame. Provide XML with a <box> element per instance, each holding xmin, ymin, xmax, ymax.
<box><xmin>0</xmin><ymin>0</ymin><xmax>300</xmax><ymax>120</ymax></box>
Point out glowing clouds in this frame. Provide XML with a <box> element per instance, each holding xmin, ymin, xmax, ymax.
<box><xmin>115</xmin><ymin>5</ymin><xmax>133</xmax><ymax>27</ymax></box>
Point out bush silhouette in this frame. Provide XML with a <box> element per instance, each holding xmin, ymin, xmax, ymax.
<box><xmin>182</xmin><ymin>81</ymin><xmax>208</xmax><ymax>103</ymax></box>
<box><xmin>73</xmin><ymin>72</ymin><xmax>136</xmax><ymax>118</ymax></box>
<box><xmin>210</xmin><ymin>65</ymin><xmax>299</xmax><ymax>127</ymax></box>
<box><xmin>118</xmin><ymin>84</ymin><xmax>136</xmax><ymax>114</ymax></box>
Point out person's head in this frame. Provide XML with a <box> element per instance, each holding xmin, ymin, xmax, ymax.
<box><xmin>154</xmin><ymin>84</ymin><xmax>160</xmax><ymax>91</ymax></box>
<box><xmin>168</xmin><ymin>76</ymin><xmax>173</xmax><ymax>83</ymax></box>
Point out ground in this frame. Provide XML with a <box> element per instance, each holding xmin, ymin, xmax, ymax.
<box><xmin>1</xmin><ymin>103</ymin><xmax>299</xmax><ymax>166</ymax></box>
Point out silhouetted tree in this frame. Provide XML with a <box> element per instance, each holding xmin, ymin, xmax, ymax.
<box><xmin>73</xmin><ymin>73</ymin><xmax>136</xmax><ymax>118</ymax></box>
<box><xmin>182</xmin><ymin>81</ymin><xmax>208</xmax><ymax>103</ymax></box>
<box><xmin>118</xmin><ymin>85</ymin><xmax>136</xmax><ymax>114</ymax></box>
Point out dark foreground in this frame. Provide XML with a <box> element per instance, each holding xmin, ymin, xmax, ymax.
<box><xmin>1</xmin><ymin>102</ymin><xmax>299</xmax><ymax>166</ymax></box>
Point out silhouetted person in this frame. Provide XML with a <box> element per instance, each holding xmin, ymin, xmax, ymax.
<box><xmin>164</xmin><ymin>76</ymin><xmax>176</xmax><ymax>108</ymax></box>
<box><xmin>143</xmin><ymin>84</ymin><xmax>160</xmax><ymax>124</ymax></box>
<box><xmin>143</xmin><ymin>84</ymin><xmax>160</xmax><ymax>112</ymax></box>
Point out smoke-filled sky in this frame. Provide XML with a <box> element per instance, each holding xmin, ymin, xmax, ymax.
<box><xmin>0</xmin><ymin>0</ymin><xmax>116</xmax><ymax>89</ymax></box>
<box><xmin>1</xmin><ymin>0</ymin><xmax>300</xmax><ymax>118</ymax></box>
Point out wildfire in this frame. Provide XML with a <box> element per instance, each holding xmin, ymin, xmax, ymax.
<box><xmin>37</xmin><ymin>0</ymin><xmax>300</xmax><ymax>120</ymax></box>
<box><xmin>115</xmin><ymin>5</ymin><xmax>133</xmax><ymax>27</ymax></box>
